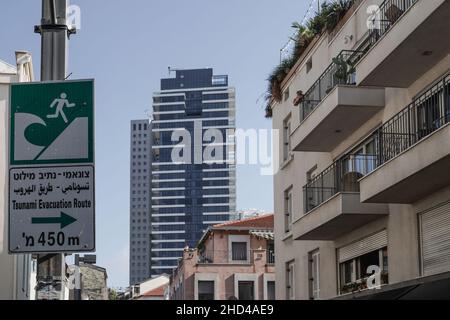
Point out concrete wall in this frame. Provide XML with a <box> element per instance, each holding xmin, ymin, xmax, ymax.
<box><xmin>0</xmin><ymin>63</ymin><xmax>35</xmax><ymax>301</ymax></box>
<box><xmin>0</xmin><ymin>76</ymin><xmax>15</xmax><ymax>300</ymax></box>
<box><xmin>139</xmin><ymin>275</ymin><xmax>169</xmax><ymax>296</ymax></box>
<box><xmin>273</xmin><ymin>0</ymin><xmax>450</xmax><ymax>300</ymax></box>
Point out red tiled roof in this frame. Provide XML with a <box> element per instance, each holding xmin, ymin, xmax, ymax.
<box><xmin>213</xmin><ymin>214</ymin><xmax>274</xmax><ymax>230</ymax></box>
<box><xmin>141</xmin><ymin>284</ymin><xmax>167</xmax><ymax>297</ymax></box>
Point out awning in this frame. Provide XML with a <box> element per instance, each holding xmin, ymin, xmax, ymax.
<box><xmin>249</xmin><ymin>230</ymin><xmax>274</xmax><ymax>240</ymax></box>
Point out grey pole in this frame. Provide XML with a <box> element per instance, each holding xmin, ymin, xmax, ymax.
<box><xmin>35</xmin><ymin>0</ymin><xmax>71</xmax><ymax>81</ymax></box>
<box><xmin>34</xmin><ymin>0</ymin><xmax>74</xmax><ymax>300</ymax></box>
<box><xmin>74</xmin><ymin>255</ymin><xmax>82</xmax><ymax>300</ymax></box>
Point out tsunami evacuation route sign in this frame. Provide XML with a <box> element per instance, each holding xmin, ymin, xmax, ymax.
<box><xmin>8</xmin><ymin>79</ymin><xmax>95</xmax><ymax>254</ymax></box>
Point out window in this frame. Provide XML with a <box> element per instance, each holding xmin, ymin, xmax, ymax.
<box><xmin>309</xmin><ymin>250</ymin><xmax>320</xmax><ymax>300</ymax></box>
<box><xmin>198</xmin><ymin>281</ymin><xmax>214</xmax><ymax>300</ymax></box>
<box><xmin>343</xmin><ymin>135</ymin><xmax>378</xmax><ymax>176</ymax></box>
<box><xmin>267</xmin><ymin>281</ymin><xmax>276</xmax><ymax>300</ymax></box>
<box><xmin>284</xmin><ymin>88</ymin><xmax>290</xmax><ymax>101</ymax></box>
<box><xmin>231</xmin><ymin>242</ymin><xmax>248</xmax><ymax>261</ymax></box>
<box><xmin>267</xmin><ymin>240</ymin><xmax>275</xmax><ymax>264</ymax></box>
<box><xmin>286</xmin><ymin>261</ymin><xmax>295</xmax><ymax>300</ymax></box>
<box><xmin>238</xmin><ymin>281</ymin><xmax>254</xmax><ymax>300</ymax></box>
<box><xmin>339</xmin><ymin>247</ymin><xmax>388</xmax><ymax>295</ymax></box>
<box><xmin>306</xmin><ymin>165</ymin><xmax>318</xmax><ymax>184</ymax></box>
<box><xmin>283</xmin><ymin>115</ymin><xmax>292</xmax><ymax>161</ymax></box>
<box><xmin>284</xmin><ymin>187</ymin><xmax>293</xmax><ymax>233</ymax></box>
<box><xmin>306</xmin><ymin>58</ymin><xmax>313</xmax><ymax>73</ymax></box>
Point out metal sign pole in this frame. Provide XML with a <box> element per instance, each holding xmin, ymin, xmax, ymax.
<box><xmin>74</xmin><ymin>254</ymin><xmax>81</xmax><ymax>300</ymax></box>
<box><xmin>35</xmin><ymin>0</ymin><xmax>70</xmax><ymax>301</ymax></box>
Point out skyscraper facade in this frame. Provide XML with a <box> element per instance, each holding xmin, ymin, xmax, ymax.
<box><xmin>129</xmin><ymin>120</ymin><xmax>152</xmax><ymax>285</ymax></box>
<box><xmin>150</xmin><ymin>68</ymin><xmax>236</xmax><ymax>276</ymax></box>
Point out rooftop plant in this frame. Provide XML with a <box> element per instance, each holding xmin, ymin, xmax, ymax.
<box><xmin>264</xmin><ymin>0</ymin><xmax>355</xmax><ymax>118</ymax></box>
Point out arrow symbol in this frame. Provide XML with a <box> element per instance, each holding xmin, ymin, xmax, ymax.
<box><xmin>32</xmin><ymin>212</ymin><xmax>77</xmax><ymax>229</ymax></box>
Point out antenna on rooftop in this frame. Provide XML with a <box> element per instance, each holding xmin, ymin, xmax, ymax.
<box><xmin>168</xmin><ymin>67</ymin><xmax>181</xmax><ymax>76</ymax></box>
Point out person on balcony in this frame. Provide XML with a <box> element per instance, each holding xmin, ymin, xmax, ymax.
<box><xmin>293</xmin><ymin>90</ymin><xmax>305</xmax><ymax>106</ymax></box>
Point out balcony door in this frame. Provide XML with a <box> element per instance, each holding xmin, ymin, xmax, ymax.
<box><xmin>238</xmin><ymin>281</ymin><xmax>254</xmax><ymax>300</ymax></box>
<box><xmin>198</xmin><ymin>281</ymin><xmax>215</xmax><ymax>300</ymax></box>
<box><xmin>229</xmin><ymin>235</ymin><xmax>250</xmax><ymax>263</ymax></box>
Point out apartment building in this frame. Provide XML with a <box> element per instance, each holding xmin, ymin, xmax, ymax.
<box><xmin>169</xmin><ymin>215</ymin><xmax>275</xmax><ymax>300</ymax></box>
<box><xmin>270</xmin><ymin>0</ymin><xmax>450</xmax><ymax>299</ymax></box>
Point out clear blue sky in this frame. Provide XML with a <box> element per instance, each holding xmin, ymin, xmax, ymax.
<box><xmin>1</xmin><ymin>0</ymin><xmax>309</xmax><ymax>288</ymax></box>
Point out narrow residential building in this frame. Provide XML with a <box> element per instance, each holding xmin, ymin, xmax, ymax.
<box><xmin>169</xmin><ymin>214</ymin><xmax>275</xmax><ymax>300</ymax></box>
<box><xmin>269</xmin><ymin>0</ymin><xmax>450</xmax><ymax>299</ymax></box>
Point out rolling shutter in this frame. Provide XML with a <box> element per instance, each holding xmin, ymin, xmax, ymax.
<box><xmin>338</xmin><ymin>230</ymin><xmax>388</xmax><ymax>263</ymax></box>
<box><xmin>420</xmin><ymin>201</ymin><xmax>450</xmax><ymax>276</ymax></box>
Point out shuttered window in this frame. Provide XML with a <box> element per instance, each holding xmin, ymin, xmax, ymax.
<box><xmin>420</xmin><ymin>201</ymin><xmax>450</xmax><ymax>276</ymax></box>
<box><xmin>338</xmin><ymin>230</ymin><xmax>388</xmax><ymax>263</ymax></box>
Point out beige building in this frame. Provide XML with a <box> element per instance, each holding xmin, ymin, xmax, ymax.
<box><xmin>270</xmin><ymin>0</ymin><xmax>450</xmax><ymax>299</ymax></box>
<box><xmin>169</xmin><ymin>215</ymin><xmax>275</xmax><ymax>300</ymax></box>
<box><xmin>0</xmin><ymin>53</ymin><xmax>37</xmax><ymax>300</ymax></box>
<box><xmin>130</xmin><ymin>275</ymin><xmax>169</xmax><ymax>300</ymax></box>
<box><xmin>69</xmin><ymin>264</ymin><xmax>109</xmax><ymax>300</ymax></box>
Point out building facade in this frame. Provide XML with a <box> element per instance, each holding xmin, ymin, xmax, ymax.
<box><xmin>131</xmin><ymin>275</ymin><xmax>169</xmax><ymax>300</ymax></box>
<box><xmin>68</xmin><ymin>264</ymin><xmax>109</xmax><ymax>300</ymax></box>
<box><xmin>169</xmin><ymin>215</ymin><xmax>275</xmax><ymax>300</ymax></box>
<box><xmin>150</xmin><ymin>68</ymin><xmax>236</xmax><ymax>277</ymax></box>
<box><xmin>270</xmin><ymin>0</ymin><xmax>450</xmax><ymax>299</ymax></box>
<box><xmin>0</xmin><ymin>53</ymin><xmax>38</xmax><ymax>300</ymax></box>
<box><xmin>129</xmin><ymin>120</ymin><xmax>152</xmax><ymax>285</ymax></box>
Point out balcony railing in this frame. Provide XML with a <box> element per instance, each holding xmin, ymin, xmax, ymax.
<box><xmin>303</xmin><ymin>74</ymin><xmax>449</xmax><ymax>213</ymax></box>
<box><xmin>359</xmin><ymin>0</ymin><xmax>418</xmax><ymax>54</ymax></box>
<box><xmin>267</xmin><ymin>250</ymin><xmax>275</xmax><ymax>265</ymax></box>
<box><xmin>197</xmin><ymin>249</ymin><xmax>275</xmax><ymax>265</ymax></box>
<box><xmin>375</xmin><ymin>73</ymin><xmax>450</xmax><ymax>165</ymax></box>
<box><xmin>299</xmin><ymin>50</ymin><xmax>365</xmax><ymax>122</ymax></box>
<box><xmin>304</xmin><ymin>155</ymin><xmax>379</xmax><ymax>213</ymax></box>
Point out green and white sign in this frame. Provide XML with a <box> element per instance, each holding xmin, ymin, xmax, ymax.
<box><xmin>9</xmin><ymin>80</ymin><xmax>95</xmax><ymax>254</ymax></box>
<box><xmin>10</xmin><ymin>80</ymin><xmax>94</xmax><ymax>166</ymax></box>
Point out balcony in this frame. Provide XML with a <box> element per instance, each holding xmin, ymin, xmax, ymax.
<box><xmin>292</xmin><ymin>51</ymin><xmax>385</xmax><ymax>152</ymax></box>
<box><xmin>356</xmin><ymin>0</ymin><xmax>450</xmax><ymax>87</ymax></box>
<box><xmin>197</xmin><ymin>249</ymin><xmax>275</xmax><ymax>265</ymax></box>
<box><xmin>292</xmin><ymin>86</ymin><xmax>385</xmax><ymax>152</ymax></box>
<box><xmin>294</xmin><ymin>155</ymin><xmax>389</xmax><ymax>241</ymax></box>
<box><xmin>360</xmin><ymin>74</ymin><xmax>450</xmax><ymax>203</ymax></box>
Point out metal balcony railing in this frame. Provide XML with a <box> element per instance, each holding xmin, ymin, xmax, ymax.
<box><xmin>266</xmin><ymin>250</ymin><xmax>275</xmax><ymax>265</ymax></box>
<box><xmin>361</xmin><ymin>0</ymin><xmax>418</xmax><ymax>54</ymax></box>
<box><xmin>299</xmin><ymin>50</ymin><xmax>366</xmax><ymax>122</ymax></box>
<box><xmin>197</xmin><ymin>249</ymin><xmax>275</xmax><ymax>265</ymax></box>
<box><xmin>303</xmin><ymin>74</ymin><xmax>449</xmax><ymax>214</ymax></box>
<box><xmin>374</xmin><ymin>74</ymin><xmax>450</xmax><ymax>165</ymax></box>
<box><xmin>304</xmin><ymin>155</ymin><xmax>379</xmax><ymax>213</ymax></box>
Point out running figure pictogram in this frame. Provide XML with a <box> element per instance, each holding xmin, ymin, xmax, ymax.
<box><xmin>47</xmin><ymin>93</ymin><xmax>76</xmax><ymax>124</ymax></box>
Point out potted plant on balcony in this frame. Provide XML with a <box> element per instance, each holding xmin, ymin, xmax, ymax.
<box><xmin>341</xmin><ymin>278</ymin><xmax>368</xmax><ymax>294</ymax></box>
<box><xmin>324</xmin><ymin>0</ymin><xmax>355</xmax><ymax>32</ymax></box>
<box><xmin>333</xmin><ymin>54</ymin><xmax>356</xmax><ymax>85</ymax></box>
<box><xmin>263</xmin><ymin>0</ymin><xmax>356</xmax><ymax>118</ymax></box>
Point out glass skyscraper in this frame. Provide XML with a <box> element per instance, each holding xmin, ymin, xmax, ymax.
<box><xmin>149</xmin><ymin>68</ymin><xmax>236</xmax><ymax>276</ymax></box>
